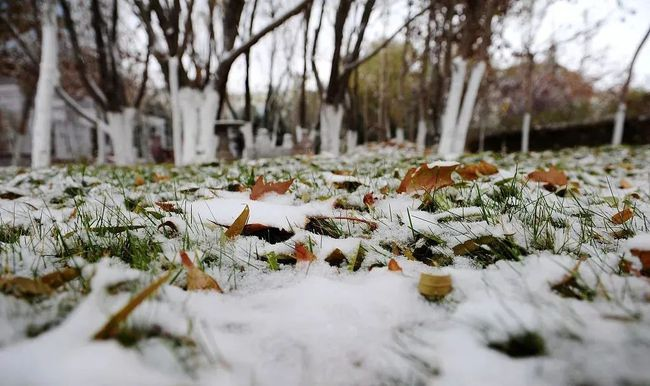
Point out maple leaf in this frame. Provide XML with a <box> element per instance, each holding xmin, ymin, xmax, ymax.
<box><xmin>250</xmin><ymin>176</ymin><xmax>294</xmax><ymax>200</ymax></box>
<box><xmin>225</xmin><ymin>205</ymin><xmax>250</xmax><ymax>238</ymax></box>
<box><xmin>456</xmin><ymin>160</ymin><xmax>499</xmax><ymax>181</ymax></box>
<box><xmin>294</xmin><ymin>242</ymin><xmax>316</xmax><ymax>262</ymax></box>
<box><xmin>397</xmin><ymin>163</ymin><xmax>458</xmax><ymax>193</ymax></box>
<box><xmin>611</xmin><ymin>207</ymin><xmax>634</xmax><ymax>225</ymax></box>
<box><xmin>180</xmin><ymin>251</ymin><xmax>223</xmax><ymax>292</ymax></box>
<box><xmin>387</xmin><ymin>258</ymin><xmax>402</xmax><ymax>271</ymax></box>
<box><xmin>527</xmin><ymin>166</ymin><xmax>568</xmax><ymax>186</ymax></box>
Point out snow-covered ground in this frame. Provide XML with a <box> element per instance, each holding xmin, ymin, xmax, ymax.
<box><xmin>1</xmin><ymin>144</ymin><xmax>649</xmax><ymax>385</ymax></box>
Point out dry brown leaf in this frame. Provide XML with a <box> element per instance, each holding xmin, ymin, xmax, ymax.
<box><xmin>418</xmin><ymin>273</ymin><xmax>452</xmax><ymax>300</ymax></box>
<box><xmin>630</xmin><ymin>249</ymin><xmax>650</xmax><ymax>277</ymax></box>
<box><xmin>295</xmin><ymin>242</ymin><xmax>317</xmax><ymax>262</ymax></box>
<box><xmin>619</xmin><ymin>178</ymin><xmax>633</xmax><ymax>189</ymax></box>
<box><xmin>225</xmin><ymin>205</ymin><xmax>250</xmax><ymax>238</ymax></box>
<box><xmin>40</xmin><ymin>267</ymin><xmax>80</xmax><ymax>289</ymax></box>
<box><xmin>456</xmin><ymin>160</ymin><xmax>499</xmax><ymax>181</ymax></box>
<box><xmin>155</xmin><ymin>201</ymin><xmax>180</xmax><ymax>213</ymax></box>
<box><xmin>152</xmin><ymin>173</ymin><xmax>170</xmax><ymax>183</ymax></box>
<box><xmin>324</xmin><ymin>248</ymin><xmax>347</xmax><ymax>266</ymax></box>
<box><xmin>0</xmin><ymin>267</ymin><xmax>80</xmax><ymax>298</ymax></box>
<box><xmin>387</xmin><ymin>258</ymin><xmax>402</xmax><ymax>271</ymax></box>
<box><xmin>134</xmin><ymin>175</ymin><xmax>146</xmax><ymax>186</ymax></box>
<box><xmin>527</xmin><ymin>166</ymin><xmax>568</xmax><ymax>186</ymax></box>
<box><xmin>397</xmin><ymin>163</ymin><xmax>458</xmax><ymax>193</ymax></box>
<box><xmin>94</xmin><ymin>271</ymin><xmax>171</xmax><ymax>340</ymax></box>
<box><xmin>250</xmin><ymin>176</ymin><xmax>294</xmax><ymax>200</ymax></box>
<box><xmin>612</xmin><ymin>207</ymin><xmax>634</xmax><ymax>224</ymax></box>
<box><xmin>363</xmin><ymin>192</ymin><xmax>375</xmax><ymax>207</ymax></box>
<box><xmin>180</xmin><ymin>251</ymin><xmax>223</xmax><ymax>292</ymax></box>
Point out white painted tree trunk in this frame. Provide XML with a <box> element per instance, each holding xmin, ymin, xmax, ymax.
<box><xmin>104</xmin><ymin>108</ymin><xmax>137</xmax><ymax>166</ymax></box>
<box><xmin>438</xmin><ymin>57</ymin><xmax>467</xmax><ymax>157</ymax></box>
<box><xmin>611</xmin><ymin>102</ymin><xmax>626</xmax><ymax>146</ymax></box>
<box><xmin>295</xmin><ymin>126</ymin><xmax>304</xmax><ymax>143</ymax></box>
<box><xmin>31</xmin><ymin>0</ymin><xmax>58</xmax><ymax>169</ymax></box>
<box><xmin>177</xmin><ymin>87</ymin><xmax>219</xmax><ymax>165</ymax></box>
<box><xmin>451</xmin><ymin>60</ymin><xmax>486</xmax><ymax>155</ymax></box>
<box><xmin>319</xmin><ymin>104</ymin><xmax>343</xmax><ymax>156</ymax></box>
<box><xmin>416</xmin><ymin>119</ymin><xmax>427</xmax><ymax>154</ymax></box>
<box><xmin>395</xmin><ymin>128</ymin><xmax>405</xmax><ymax>144</ymax></box>
<box><xmin>240</xmin><ymin>122</ymin><xmax>254</xmax><ymax>160</ymax></box>
<box><xmin>11</xmin><ymin>134</ymin><xmax>26</xmax><ymax>166</ymax></box>
<box><xmin>346</xmin><ymin>130</ymin><xmax>358</xmax><ymax>154</ymax></box>
<box><xmin>521</xmin><ymin>112</ymin><xmax>531</xmax><ymax>153</ymax></box>
<box><xmin>168</xmin><ymin>57</ymin><xmax>182</xmax><ymax>166</ymax></box>
<box><xmin>96</xmin><ymin>128</ymin><xmax>106</xmax><ymax>165</ymax></box>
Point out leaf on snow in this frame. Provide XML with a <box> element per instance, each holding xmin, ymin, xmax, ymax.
<box><xmin>155</xmin><ymin>201</ymin><xmax>181</xmax><ymax>213</ymax></box>
<box><xmin>527</xmin><ymin>166</ymin><xmax>568</xmax><ymax>186</ymax></box>
<box><xmin>456</xmin><ymin>160</ymin><xmax>498</xmax><ymax>181</ymax></box>
<box><xmin>224</xmin><ymin>205</ymin><xmax>250</xmax><ymax>238</ymax></box>
<box><xmin>363</xmin><ymin>192</ymin><xmax>375</xmax><ymax>207</ymax></box>
<box><xmin>93</xmin><ymin>271</ymin><xmax>171</xmax><ymax>340</ymax></box>
<box><xmin>250</xmin><ymin>176</ymin><xmax>294</xmax><ymax>200</ymax></box>
<box><xmin>180</xmin><ymin>251</ymin><xmax>223</xmax><ymax>292</ymax></box>
<box><xmin>294</xmin><ymin>242</ymin><xmax>317</xmax><ymax>262</ymax></box>
<box><xmin>611</xmin><ymin>207</ymin><xmax>634</xmax><ymax>225</ymax></box>
<box><xmin>418</xmin><ymin>273</ymin><xmax>452</xmax><ymax>300</ymax></box>
<box><xmin>397</xmin><ymin>163</ymin><xmax>458</xmax><ymax>193</ymax></box>
<box><xmin>387</xmin><ymin>258</ymin><xmax>402</xmax><ymax>271</ymax></box>
<box><xmin>134</xmin><ymin>174</ymin><xmax>146</xmax><ymax>186</ymax></box>
<box><xmin>0</xmin><ymin>267</ymin><xmax>77</xmax><ymax>298</ymax></box>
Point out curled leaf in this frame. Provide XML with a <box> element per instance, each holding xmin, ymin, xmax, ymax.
<box><xmin>0</xmin><ymin>267</ymin><xmax>80</xmax><ymax>298</ymax></box>
<box><xmin>456</xmin><ymin>160</ymin><xmax>498</xmax><ymax>181</ymax></box>
<box><xmin>294</xmin><ymin>242</ymin><xmax>317</xmax><ymax>262</ymax></box>
<box><xmin>387</xmin><ymin>258</ymin><xmax>402</xmax><ymax>272</ymax></box>
<box><xmin>527</xmin><ymin>166</ymin><xmax>568</xmax><ymax>186</ymax></box>
<box><xmin>225</xmin><ymin>205</ymin><xmax>250</xmax><ymax>238</ymax></box>
<box><xmin>397</xmin><ymin>163</ymin><xmax>458</xmax><ymax>193</ymax></box>
<box><xmin>180</xmin><ymin>251</ymin><xmax>223</xmax><ymax>292</ymax></box>
<box><xmin>250</xmin><ymin>176</ymin><xmax>294</xmax><ymax>200</ymax></box>
<box><xmin>611</xmin><ymin>207</ymin><xmax>634</xmax><ymax>225</ymax></box>
<box><xmin>94</xmin><ymin>271</ymin><xmax>171</xmax><ymax>340</ymax></box>
<box><xmin>418</xmin><ymin>273</ymin><xmax>452</xmax><ymax>300</ymax></box>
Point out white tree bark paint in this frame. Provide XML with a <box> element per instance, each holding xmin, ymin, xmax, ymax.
<box><xmin>416</xmin><ymin>119</ymin><xmax>427</xmax><ymax>154</ymax></box>
<box><xmin>611</xmin><ymin>102</ymin><xmax>626</xmax><ymax>146</ymax></box>
<box><xmin>176</xmin><ymin>87</ymin><xmax>220</xmax><ymax>165</ymax></box>
<box><xmin>96</xmin><ymin>127</ymin><xmax>106</xmax><ymax>165</ymax></box>
<box><xmin>319</xmin><ymin>104</ymin><xmax>343</xmax><ymax>156</ymax></box>
<box><xmin>104</xmin><ymin>108</ymin><xmax>137</xmax><ymax>166</ymax></box>
<box><xmin>395</xmin><ymin>128</ymin><xmax>405</xmax><ymax>144</ymax></box>
<box><xmin>437</xmin><ymin>57</ymin><xmax>467</xmax><ymax>157</ymax></box>
<box><xmin>195</xmin><ymin>89</ymin><xmax>219</xmax><ymax>163</ymax></box>
<box><xmin>168</xmin><ymin>57</ymin><xmax>182</xmax><ymax>166</ymax></box>
<box><xmin>178</xmin><ymin>88</ymin><xmax>199</xmax><ymax>165</ymax></box>
<box><xmin>346</xmin><ymin>130</ymin><xmax>358</xmax><ymax>154</ymax></box>
<box><xmin>521</xmin><ymin>112</ymin><xmax>531</xmax><ymax>152</ymax></box>
<box><xmin>451</xmin><ymin>60</ymin><xmax>486</xmax><ymax>155</ymax></box>
<box><xmin>31</xmin><ymin>0</ymin><xmax>58</xmax><ymax>168</ymax></box>
<box><xmin>295</xmin><ymin>126</ymin><xmax>304</xmax><ymax>143</ymax></box>
<box><xmin>282</xmin><ymin>133</ymin><xmax>294</xmax><ymax>150</ymax></box>
<box><xmin>11</xmin><ymin>134</ymin><xmax>26</xmax><ymax>166</ymax></box>
<box><xmin>240</xmin><ymin>122</ymin><xmax>254</xmax><ymax>160</ymax></box>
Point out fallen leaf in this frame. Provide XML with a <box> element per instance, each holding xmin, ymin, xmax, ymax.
<box><xmin>40</xmin><ymin>267</ymin><xmax>80</xmax><ymax>289</ymax></box>
<box><xmin>397</xmin><ymin>163</ymin><xmax>458</xmax><ymax>193</ymax></box>
<box><xmin>134</xmin><ymin>175</ymin><xmax>146</xmax><ymax>186</ymax></box>
<box><xmin>94</xmin><ymin>271</ymin><xmax>171</xmax><ymax>340</ymax></box>
<box><xmin>418</xmin><ymin>273</ymin><xmax>452</xmax><ymax>300</ymax></box>
<box><xmin>324</xmin><ymin>248</ymin><xmax>347</xmax><ymax>266</ymax></box>
<box><xmin>225</xmin><ymin>205</ymin><xmax>250</xmax><ymax>238</ymax></box>
<box><xmin>152</xmin><ymin>173</ymin><xmax>170</xmax><ymax>183</ymax></box>
<box><xmin>294</xmin><ymin>242</ymin><xmax>317</xmax><ymax>262</ymax></box>
<box><xmin>180</xmin><ymin>251</ymin><xmax>223</xmax><ymax>292</ymax></box>
<box><xmin>456</xmin><ymin>160</ymin><xmax>499</xmax><ymax>180</ymax></box>
<box><xmin>250</xmin><ymin>176</ymin><xmax>294</xmax><ymax>200</ymax></box>
<box><xmin>155</xmin><ymin>201</ymin><xmax>181</xmax><ymax>213</ymax></box>
<box><xmin>620</xmin><ymin>178</ymin><xmax>633</xmax><ymax>189</ymax></box>
<box><xmin>0</xmin><ymin>267</ymin><xmax>80</xmax><ymax>298</ymax></box>
<box><xmin>527</xmin><ymin>166</ymin><xmax>568</xmax><ymax>186</ymax></box>
<box><xmin>0</xmin><ymin>191</ymin><xmax>23</xmax><ymax>200</ymax></box>
<box><xmin>612</xmin><ymin>207</ymin><xmax>634</xmax><ymax>224</ymax></box>
<box><xmin>630</xmin><ymin>249</ymin><xmax>650</xmax><ymax>277</ymax></box>
<box><xmin>363</xmin><ymin>192</ymin><xmax>375</xmax><ymax>207</ymax></box>
<box><xmin>387</xmin><ymin>258</ymin><xmax>402</xmax><ymax>271</ymax></box>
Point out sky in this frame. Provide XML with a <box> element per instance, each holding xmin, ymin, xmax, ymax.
<box><xmin>225</xmin><ymin>0</ymin><xmax>650</xmax><ymax>95</ymax></box>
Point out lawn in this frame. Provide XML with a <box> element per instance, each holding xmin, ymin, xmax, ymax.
<box><xmin>1</xmin><ymin>144</ymin><xmax>649</xmax><ymax>385</ymax></box>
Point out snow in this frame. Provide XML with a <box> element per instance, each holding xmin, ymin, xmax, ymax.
<box><xmin>1</xmin><ymin>145</ymin><xmax>650</xmax><ymax>385</ymax></box>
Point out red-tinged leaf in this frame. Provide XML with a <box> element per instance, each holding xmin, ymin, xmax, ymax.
<box><xmin>630</xmin><ymin>249</ymin><xmax>650</xmax><ymax>276</ymax></box>
<box><xmin>528</xmin><ymin>166</ymin><xmax>568</xmax><ymax>186</ymax></box>
<box><xmin>611</xmin><ymin>207</ymin><xmax>634</xmax><ymax>225</ymax></box>
<box><xmin>456</xmin><ymin>160</ymin><xmax>499</xmax><ymax>181</ymax></box>
<box><xmin>295</xmin><ymin>242</ymin><xmax>316</xmax><ymax>262</ymax></box>
<box><xmin>225</xmin><ymin>205</ymin><xmax>250</xmax><ymax>239</ymax></box>
<box><xmin>398</xmin><ymin>163</ymin><xmax>458</xmax><ymax>193</ymax></box>
<box><xmin>94</xmin><ymin>271</ymin><xmax>171</xmax><ymax>340</ymax></box>
<box><xmin>363</xmin><ymin>192</ymin><xmax>375</xmax><ymax>207</ymax></box>
<box><xmin>250</xmin><ymin>176</ymin><xmax>294</xmax><ymax>200</ymax></box>
<box><xmin>156</xmin><ymin>201</ymin><xmax>180</xmax><ymax>213</ymax></box>
<box><xmin>387</xmin><ymin>258</ymin><xmax>402</xmax><ymax>271</ymax></box>
<box><xmin>179</xmin><ymin>251</ymin><xmax>223</xmax><ymax>292</ymax></box>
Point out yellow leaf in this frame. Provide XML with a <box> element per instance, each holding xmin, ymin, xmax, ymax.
<box><xmin>134</xmin><ymin>175</ymin><xmax>146</xmax><ymax>186</ymax></box>
<box><xmin>225</xmin><ymin>205</ymin><xmax>250</xmax><ymax>239</ymax></box>
<box><xmin>93</xmin><ymin>271</ymin><xmax>171</xmax><ymax>340</ymax></box>
<box><xmin>418</xmin><ymin>273</ymin><xmax>452</xmax><ymax>300</ymax></box>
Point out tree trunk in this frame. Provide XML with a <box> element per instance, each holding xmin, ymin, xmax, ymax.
<box><xmin>416</xmin><ymin>118</ymin><xmax>427</xmax><ymax>154</ymax></box>
<box><xmin>451</xmin><ymin>60</ymin><xmax>486</xmax><ymax>154</ymax></box>
<box><xmin>169</xmin><ymin>56</ymin><xmax>183</xmax><ymax>166</ymax></box>
<box><xmin>104</xmin><ymin>108</ymin><xmax>137</xmax><ymax>166</ymax></box>
<box><xmin>319</xmin><ymin>104</ymin><xmax>344</xmax><ymax>156</ymax></box>
<box><xmin>31</xmin><ymin>0</ymin><xmax>58</xmax><ymax>169</ymax></box>
<box><xmin>438</xmin><ymin>57</ymin><xmax>467</xmax><ymax>156</ymax></box>
<box><xmin>611</xmin><ymin>103</ymin><xmax>626</xmax><ymax>146</ymax></box>
<box><xmin>521</xmin><ymin>112</ymin><xmax>531</xmax><ymax>152</ymax></box>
